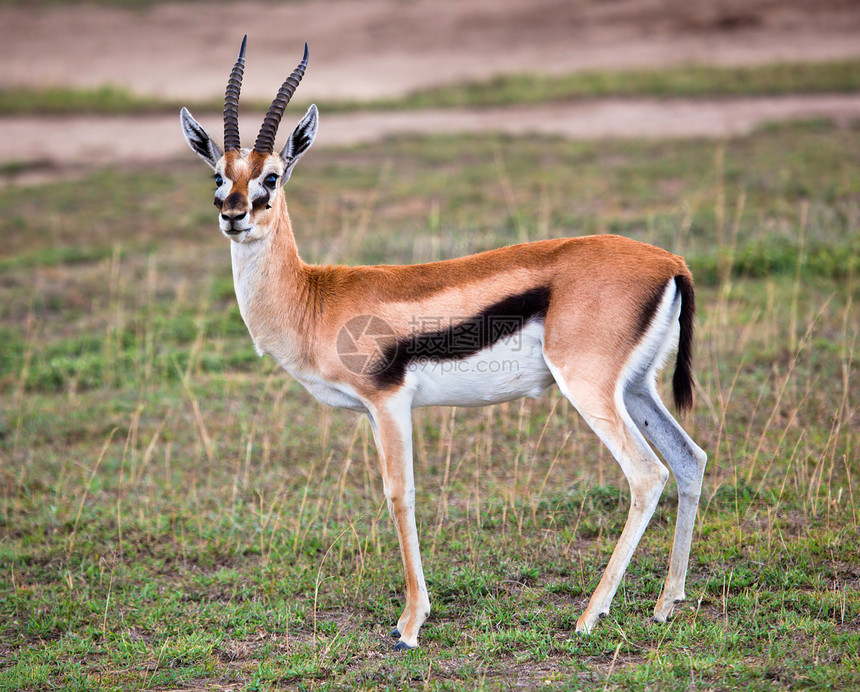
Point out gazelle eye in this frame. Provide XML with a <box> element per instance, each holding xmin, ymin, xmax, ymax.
<box><xmin>264</xmin><ymin>173</ymin><xmax>278</xmax><ymax>190</ymax></box>
<box><xmin>214</xmin><ymin>174</ymin><xmax>224</xmax><ymax>187</ymax></box>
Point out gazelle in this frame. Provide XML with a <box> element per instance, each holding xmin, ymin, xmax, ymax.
<box><xmin>180</xmin><ymin>38</ymin><xmax>708</xmax><ymax>651</ymax></box>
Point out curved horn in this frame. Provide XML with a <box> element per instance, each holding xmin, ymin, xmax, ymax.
<box><xmin>254</xmin><ymin>43</ymin><xmax>309</xmax><ymax>154</ymax></box>
<box><xmin>223</xmin><ymin>35</ymin><xmax>247</xmax><ymax>152</ymax></box>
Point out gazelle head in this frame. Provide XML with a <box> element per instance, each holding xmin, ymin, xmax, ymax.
<box><xmin>180</xmin><ymin>36</ymin><xmax>318</xmax><ymax>242</ymax></box>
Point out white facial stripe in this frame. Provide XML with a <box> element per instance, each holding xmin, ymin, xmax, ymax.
<box><xmin>214</xmin><ymin>177</ymin><xmax>229</xmax><ymax>202</ymax></box>
<box><xmin>214</xmin><ymin>163</ymin><xmax>232</xmax><ymax>199</ymax></box>
<box><xmin>249</xmin><ymin>177</ymin><xmax>267</xmax><ymax>199</ymax></box>
<box><xmin>249</xmin><ymin>168</ymin><xmax>283</xmax><ymax>206</ymax></box>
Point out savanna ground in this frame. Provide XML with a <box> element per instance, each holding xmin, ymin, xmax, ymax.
<box><xmin>2</xmin><ymin>2</ymin><xmax>860</xmax><ymax>691</ymax></box>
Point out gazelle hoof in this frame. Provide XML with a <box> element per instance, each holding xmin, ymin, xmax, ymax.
<box><xmin>654</xmin><ymin>594</ymin><xmax>685</xmax><ymax>622</ymax></box>
<box><xmin>393</xmin><ymin>640</ymin><xmax>416</xmax><ymax>652</ymax></box>
<box><xmin>389</xmin><ymin>627</ymin><xmax>401</xmax><ymax>638</ymax></box>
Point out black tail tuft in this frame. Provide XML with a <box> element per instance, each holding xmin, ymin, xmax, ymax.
<box><xmin>672</xmin><ymin>274</ymin><xmax>696</xmax><ymax>415</ymax></box>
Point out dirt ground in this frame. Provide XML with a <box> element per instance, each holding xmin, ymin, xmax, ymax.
<box><xmin>3</xmin><ymin>0</ymin><xmax>860</xmax><ymax>176</ymax></box>
<box><xmin>7</xmin><ymin>93</ymin><xmax>860</xmax><ymax>173</ymax></box>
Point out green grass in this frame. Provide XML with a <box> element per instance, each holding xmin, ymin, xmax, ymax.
<box><xmin>380</xmin><ymin>59</ymin><xmax>860</xmax><ymax>111</ymax></box>
<box><xmin>4</xmin><ymin>58</ymin><xmax>860</xmax><ymax>116</ymax></box>
<box><xmin>0</xmin><ymin>85</ymin><xmax>174</xmax><ymax>117</ymax></box>
<box><xmin>1</xmin><ymin>120</ymin><xmax>858</xmax><ymax>689</ymax></box>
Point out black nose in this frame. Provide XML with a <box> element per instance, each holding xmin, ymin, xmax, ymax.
<box><xmin>221</xmin><ymin>210</ymin><xmax>248</xmax><ymax>223</ymax></box>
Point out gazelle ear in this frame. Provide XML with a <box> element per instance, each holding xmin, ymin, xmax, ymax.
<box><xmin>180</xmin><ymin>107</ymin><xmax>223</xmax><ymax>170</ymax></box>
<box><xmin>280</xmin><ymin>104</ymin><xmax>318</xmax><ymax>183</ymax></box>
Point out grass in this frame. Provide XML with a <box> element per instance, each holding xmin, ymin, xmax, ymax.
<box><xmin>374</xmin><ymin>59</ymin><xmax>860</xmax><ymax>111</ymax></box>
<box><xmin>1</xmin><ymin>119</ymin><xmax>858</xmax><ymax>689</ymax></box>
<box><xmin>3</xmin><ymin>58</ymin><xmax>860</xmax><ymax>116</ymax></box>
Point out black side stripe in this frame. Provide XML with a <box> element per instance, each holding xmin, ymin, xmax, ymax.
<box><xmin>372</xmin><ymin>286</ymin><xmax>551</xmax><ymax>389</ymax></box>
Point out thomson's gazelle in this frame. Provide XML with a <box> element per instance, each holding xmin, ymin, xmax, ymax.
<box><xmin>180</xmin><ymin>38</ymin><xmax>708</xmax><ymax>651</ymax></box>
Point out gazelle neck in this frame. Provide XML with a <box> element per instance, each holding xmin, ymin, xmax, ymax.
<box><xmin>230</xmin><ymin>197</ymin><xmax>310</xmax><ymax>366</ymax></box>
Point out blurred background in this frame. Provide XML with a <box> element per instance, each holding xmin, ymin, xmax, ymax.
<box><xmin>2</xmin><ymin>0</ymin><xmax>860</xmax><ymax>172</ymax></box>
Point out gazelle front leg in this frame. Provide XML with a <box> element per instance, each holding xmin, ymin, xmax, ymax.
<box><xmin>368</xmin><ymin>394</ymin><xmax>430</xmax><ymax>650</ymax></box>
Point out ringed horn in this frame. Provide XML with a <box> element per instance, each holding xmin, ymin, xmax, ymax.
<box><xmin>253</xmin><ymin>42</ymin><xmax>310</xmax><ymax>154</ymax></box>
<box><xmin>223</xmin><ymin>35</ymin><xmax>247</xmax><ymax>152</ymax></box>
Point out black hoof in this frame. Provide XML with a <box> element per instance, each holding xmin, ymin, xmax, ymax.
<box><xmin>389</xmin><ymin>627</ymin><xmax>401</xmax><ymax>638</ymax></box>
<box><xmin>393</xmin><ymin>640</ymin><xmax>415</xmax><ymax>652</ymax></box>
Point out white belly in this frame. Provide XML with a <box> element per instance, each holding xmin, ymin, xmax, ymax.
<box><xmin>407</xmin><ymin>321</ymin><xmax>554</xmax><ymax>408</ymax></box>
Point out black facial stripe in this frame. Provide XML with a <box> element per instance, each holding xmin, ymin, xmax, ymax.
<box><xmin>252</xmin><ymin>190</ymin><xmax>271</xmax><ymax>210</ymax></box>
<box><xmin>372</xmin><ymin>286</ymin><xmax>551</xmax><ymax>389</ymax></box>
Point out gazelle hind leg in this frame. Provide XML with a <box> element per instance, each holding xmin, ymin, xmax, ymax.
<box><xmin>545</xmin><ymin>357</ymin><xmax>669</xmax><ymax>633</ymax></box>
<box><xmin>624</xmin><ymin>379</ymin><xmax>707</xmax><ymax>621</ymax></box>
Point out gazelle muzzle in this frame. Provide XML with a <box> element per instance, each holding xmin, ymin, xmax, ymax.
<box><xmin>217</xmin><ymin>191</ymin><xmax>251</xmax><ymax>234</ymax></box>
